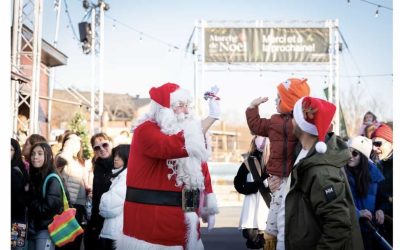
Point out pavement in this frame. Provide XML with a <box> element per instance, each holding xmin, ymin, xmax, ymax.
<box><xmin>200</xmin><ymin>184</ymin><xmax>250</xmax><ymax>250</ymax></box>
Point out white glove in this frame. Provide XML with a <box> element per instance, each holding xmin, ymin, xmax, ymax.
<box><xmin>208</xmin><ymin>98</ymin><xmax>220</xmax><ymax>119</ymax></box>
<box><xmin>207</xmin><ymin>214</ymin><xmax>215</xmax><ymax>230</ymax></box>
<box><xmin>210</xmin><ymin>85</ymin><xmax>219</xmax><ymax>95</ymax></box>
<box><xmin>263</xmin><ymin>178</ymin><xmax>269</xmax><ymax>188</ymax></box>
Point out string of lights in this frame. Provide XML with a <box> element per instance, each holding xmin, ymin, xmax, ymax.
<box><xmin>74</xmin><ymin>1</ymin><xmax>392</xmax><ymax>55</ymax></box>
<box><xmin>204</xmin><ymin>68</ymin><xmax>392</xmax><ymax>78</ymax></box>
<box><xmin>104</xmin><ymin>14</ymin><xmax>181</xmax><ymax>52</ymax></box>
<box><xmin>347</xmin><ymin>0</ymin><xmax>393</xmax><ymax>17</ymax></box>
<box><xmin>61</xmin><ymin>0</ymin><xmax>392</xmax><ymax>80</ymax></box>
<box><xmin>358</xmin><ymin>0</ymin><xmax>393</xmax><ymax>10</ymax></box>
<box><xmin>63</xmin><ymin>0</ymin><xmax>80</xmax><ymax>42</ymax></box>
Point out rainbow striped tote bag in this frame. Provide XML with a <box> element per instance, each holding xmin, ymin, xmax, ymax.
<box><xmin>42</xmin><ymin>173</ymin><xmax>84</xmax><ymax>247</ymax></box>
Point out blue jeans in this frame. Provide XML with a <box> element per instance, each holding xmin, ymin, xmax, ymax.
<box><xmin>28</xmin><ymin>230</ymin><xmax>54</xmax><ymax>250</ymax></box>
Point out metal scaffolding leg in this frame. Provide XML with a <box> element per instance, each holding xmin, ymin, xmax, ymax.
<box><xmin>11</xmin><ymin>0</ymin><xmax>44</xmax><ymax>141</ymax></box>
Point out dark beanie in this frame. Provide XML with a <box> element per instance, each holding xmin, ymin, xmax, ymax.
<box><xmin>371</xmin><ymin>124</ymin><xmax>393</xmax><ymax>143</ymax></box>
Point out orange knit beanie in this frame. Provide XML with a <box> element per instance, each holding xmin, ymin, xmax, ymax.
<box><xmin>277</xmin><ymin>78</ymin><xmax>310</xmax><ymax>113</ymax></box>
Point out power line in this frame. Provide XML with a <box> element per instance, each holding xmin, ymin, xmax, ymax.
<box><xmin>341</xmin><ymin>73</ymin><xmax>392</xmax><ymax>78</ymax></box>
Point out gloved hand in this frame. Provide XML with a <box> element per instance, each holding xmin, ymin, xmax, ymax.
<box><xmin>207</xmin><ymin>214</ymin><xmax>215</xmax><ymax>230</ymax></box>
<box><xmin>208</xmin><ymin>98</ymin><xmax>220</xmax><ymax>119</ymax></box>
<box><xmin>207</xmin><ymin>85</ymin><xmax>221</xmax><ymax>119</ymax></box>
<box><xmin>263</xmin><ymin>178</ymin><xmax>269</xmax><ymax>188</ymax></box>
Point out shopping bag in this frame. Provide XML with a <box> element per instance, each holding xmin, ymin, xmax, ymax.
<box><xmin>43</xmin><ymin>173</ymin><xmax>84</xmax><ymax>247</ymax></box>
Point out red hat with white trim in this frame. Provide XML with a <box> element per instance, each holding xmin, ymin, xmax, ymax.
<box><xmin>293</xmin><ymin>96</ymin><xmax>337</xmax><ymax>153</ymax></box>
<box><xmin>149</xmin><ymin>82</ymin><xmax>191</xmax><ymax>108</ymax></box>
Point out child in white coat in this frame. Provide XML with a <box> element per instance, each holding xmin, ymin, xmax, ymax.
<box><xmin>99</xmin><ymin>144</ymin><xmax>130</xmax><ymax>250</ymax></box>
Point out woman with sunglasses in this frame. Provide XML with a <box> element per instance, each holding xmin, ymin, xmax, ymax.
<box><xmin>345</xmin><ymin>136</ymin><xmax>384</xmax><ymax>250</ymax></box>
<box><xmin>84</xmin><ymin>133</ymin><xmax>114</xmax><ymax>250</ymax></box>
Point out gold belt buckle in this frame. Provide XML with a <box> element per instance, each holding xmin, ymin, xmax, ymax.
<box><xmin>182</xmin><ymin>189</ymin><xmax>200</xmax><ymax>212</ymax></box>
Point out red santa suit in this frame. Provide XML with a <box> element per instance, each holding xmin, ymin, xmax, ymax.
<box><xmin>117</xmin><ymin>83</ymin><xmax>218</xmax><ymax>250</ymax></box>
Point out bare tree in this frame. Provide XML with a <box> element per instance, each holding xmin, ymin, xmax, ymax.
<box><xmin>340</xmin><ymin>84</ymin><xmax>389</xmax><ymax>137</ymax></box>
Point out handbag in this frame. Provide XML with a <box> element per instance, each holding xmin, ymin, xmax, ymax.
<box><xmin>244</xmin><ymin>156</ymin><xmax>272</xmax><ymax>208</ymax></box>
<box><xmin>42</xmin><ymin>173</ymin><xmax>84</xmax><ymax>247</ymax></box>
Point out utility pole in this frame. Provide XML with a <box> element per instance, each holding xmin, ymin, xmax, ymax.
<box><xmin>81</xmin><ymin>0</ymin><xmax>110</xmax><ymax>135</ymax></box>
<box><xmin>328</xmin><ymin>19</ymin><xmax>340</xmax><ymax>135</ymax></box>
<box><xmin>48</xmin><ymin>0</ymin><xmax>62</xmax><ymax>139</ymax></box>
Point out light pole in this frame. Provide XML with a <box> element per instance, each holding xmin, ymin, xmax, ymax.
<box><xmin>81</xmin><ymin>0</ymin><xmax>110</xmax><ymax>134</ymax></box>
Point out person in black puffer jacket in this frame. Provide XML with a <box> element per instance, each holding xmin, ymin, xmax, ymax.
<box><xmin>11</xmin><ymin>138</ymin><xmax>29</xmax><ymax>223</ymax></box>
<box><xmin>84</xmin><ymin>133</ymin><xmax>114</xmax><ymax>250</ymax></box>
<box><xmin>27</xmin><ymin>142</ymin><xmax>69</xmax><ymax>250</ymax></box>
<box><xmin>11</xmin><ymin>138</ymin><xmax>29</xmax><ymax>250</ymax></box>
<box><xmin>234</xmin><ymin>136</ymin><xmax>271</xmax><ymax>249</ymax></box>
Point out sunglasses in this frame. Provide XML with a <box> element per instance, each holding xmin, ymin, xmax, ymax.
<box><xmin>93</xmin><ymin>142</ymin><xmax>110</xmax><ymax>151</ymax></box>
<box><xmin>372</xmin><ymin>141</ymin><xmax>384</xmax><ymax>147</ymax></box>
<box><xmin>351</xmin><ymin>150</ymin><xmax>359</xmax><ymax>157</ymax></box>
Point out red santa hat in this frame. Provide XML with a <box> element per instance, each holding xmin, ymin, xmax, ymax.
<box><xmin>149</xmin><ymin>82</ymin><xmax>191</xmax><ymax>108</ymax></box>
<box><xmin>293</xmin><ymin>96</ymin><xmax>336</xmax><ymax>153</ymax></box>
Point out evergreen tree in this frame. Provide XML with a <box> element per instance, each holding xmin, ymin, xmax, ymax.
<box><xmin>69</xmin><ymin>112</ymin><xmax>92</xmax><ymax>160</ymax></box>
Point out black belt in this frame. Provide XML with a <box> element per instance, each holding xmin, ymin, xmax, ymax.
<box><xmin>126</xmin><ymin>186</ymin><xmax>200</xmax><ymax>212</ymax></box>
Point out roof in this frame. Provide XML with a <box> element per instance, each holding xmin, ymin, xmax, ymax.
<box><xmin>53</xmin><ymin>89</ymin><xmax>151</xmax><ymax>121</ymax></box>
<box><xmin>13</xmin><ymin>25</ymin><xmax>68</xmax><ymax>67</ymax></box>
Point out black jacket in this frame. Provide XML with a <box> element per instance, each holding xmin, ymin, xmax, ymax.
<box><xmin>90</xmin><ymin>157</ymin><xmax>113</xmax><ymax>229</ymax></box>
<box><xmin>234</xmin><ymin>151</ymin><xmax>269</xmax><ymax>195</ymax></box>
<box><xmin>11</xmin><ymin>166</ymin><xmax>28</xmax><ymax>222</ymax></box>
<box><xmin>375</xmin><ymin>153</ymin><xmax>393</xmax><ymax>217</ymax></box>
<box><xmin>28</xmin><ymin>171</ymin><xmax>65</xmax><ymax>232</ymax></box>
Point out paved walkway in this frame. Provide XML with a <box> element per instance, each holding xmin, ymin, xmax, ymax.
<box><xmin>200</xmin><ymin>184</ymin><xmax>250</xmax><ymax>249</ymax></box>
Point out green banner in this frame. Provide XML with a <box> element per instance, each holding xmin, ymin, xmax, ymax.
<box><xmin>204</xmin><ymin>27</ymin><xmax>330</xmax><ymax>63</ymax></box>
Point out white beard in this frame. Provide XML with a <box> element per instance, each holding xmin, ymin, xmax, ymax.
<box><xmin>161</xmin><ymin>109</ymin><xmax>207</xmax><ymax>190</ymax></box>
<box><xmin>134</xmin><ymin>101</ymin><xmax>208</xmax><ymax>190</ymax></box>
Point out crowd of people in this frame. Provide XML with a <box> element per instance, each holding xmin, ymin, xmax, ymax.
<box><xmin>10</xmin><ymin>80</ymin><xmax>393</xmax><ymax>250</ymax></box>
<box><xmin>233</xmin><ymin>78</ymin><xmax>393</xmax><ymax>250</ymax></box>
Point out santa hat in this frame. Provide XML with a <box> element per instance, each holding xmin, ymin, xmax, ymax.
<box><xmin>149</xmin><ymin>82</ymin><xmax>191</xmax><ymax>108</ymax></box>
<box><xmin>277</xmin><ymin>78</ymin><xmax>310</xmax><ymax>113</ymax></box>
<box><xmin>348</xmin><ymin>136</ymin><xmax>372</xmax><ymax>159</ymax></box>
<box><xmin>293</xmin><ymin>96</ymin><xmax>336</xmax><ymax>153</ymax></box>
<box><xmin>371</xmin><ymin>123</ymin><xmax>393</xmax><ymax>143</ymax></box>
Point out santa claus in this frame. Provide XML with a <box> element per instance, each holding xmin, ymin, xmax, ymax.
<box><xmin>117</xmin><ymin>83</ymin><xmax>220</xmax><ymax>249</ymax></box>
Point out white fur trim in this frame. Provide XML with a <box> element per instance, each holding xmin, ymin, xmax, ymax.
<box><xmin>170</xmin><ymin>88</ymin><xmax>192</xmax><ymax>108</ymax></box>
<box><xmin>181</xmin><ymin>120</ymin><xmax>208</xmax><ymax>162</ymax></box>
<box><xmin>315</xmin><ymin>141</ymin><xmax>327</xmax><ymax>153</ymax></box>
<box><xmin>116</xmin><ymin>213</ymin><xmax>204</xmax><ymax>250</ymax></box>
<box><xmin>116</xmin><ymin>234</ymin><xmax>183</xmax><ymax>250</ymax></box>
<box><xmin>184</xmin><ymin>212</ymin><xmax>204</xmax><ymax>250</ymax></box>
<box><xmin>293</xmin><ymin>97</ymin><xmax>318</xmax><ymax>136</ymax></box>
<box><xmin>200</xmin><ymin>193</ymin><xmax>219</xmax><ymax>217</ymax></box>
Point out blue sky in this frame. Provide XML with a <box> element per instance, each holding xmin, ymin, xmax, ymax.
<box><xmin>41</xmin><ymin>0</ymin><xmax>393</xmax><ymax>124</ymax></box>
